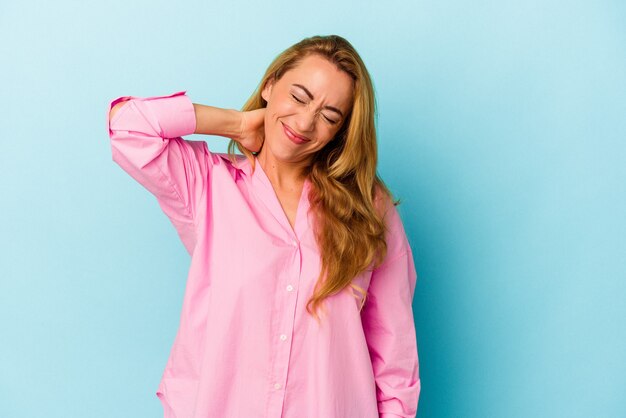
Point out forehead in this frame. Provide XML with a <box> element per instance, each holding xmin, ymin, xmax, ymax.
<box><xmin>281</xmin><ymin>54</ymin><xmax>354</xmax><ymax>108</ymax></box>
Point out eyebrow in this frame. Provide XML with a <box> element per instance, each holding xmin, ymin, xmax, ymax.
<box><xmin>292</xmin><ymin>84</ymin><xmax>345</xmax><ymax>118</ymax></box>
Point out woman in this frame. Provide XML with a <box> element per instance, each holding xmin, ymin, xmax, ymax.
<box><xmin>107</xmin><ymin>34</ymin><xmax>420</xmax><ymax>418</ymax></box>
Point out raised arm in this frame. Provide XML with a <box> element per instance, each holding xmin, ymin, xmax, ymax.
<box><xmin>193</xmin><ymin>103</ymin><xmax>266</xmax><ymax>153</ymax></box>
<box><xmin>106</xmin><ymin>90</ymin><xmax>209</xmax><ymax>255</ymax></box>
<box><xmin>109</xmin><ymin>100</ymin><xmax>242</xmax><ymax>138</ymax></box>
<box><xmin>106</xmin><ymin>90</ymin><xmax>268</xmax><ymax>255</ymax></box>
<box><xmin>191</xmin><ymin>104</ymin><xmax>242</xmax><ymax>137</ymax></box>
<box><xmin>109</xmin><ymin>100</ymin><xmax>129</xmax><ymax>121</ymax></box>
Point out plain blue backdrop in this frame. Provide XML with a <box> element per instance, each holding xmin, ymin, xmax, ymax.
<box><xmin>1</xmin><ymin>1</ymin><xmax>624</xmax><ymax>417</ymax></box>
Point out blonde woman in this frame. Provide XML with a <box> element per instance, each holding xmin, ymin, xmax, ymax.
<box><xmin>107</xmin><ymin>34</ymin><xmax>420</xmax><ymax>418</ymax></box>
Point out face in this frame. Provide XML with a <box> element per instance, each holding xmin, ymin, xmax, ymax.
<box><xmin>260</xmin><ymin>54</ymin><xmax>354</xmax><ymax>166</ymax></box>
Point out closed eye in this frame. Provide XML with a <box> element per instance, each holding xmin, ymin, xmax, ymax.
<box><xmin>291</xmin><ymin>94</ymin><xmax>338</xmax><ymax>124</ymax></box>
<box><xmin>323</xmin><ymin>115</ymin><xmax>338</xmax><ymax>124</ymax></box>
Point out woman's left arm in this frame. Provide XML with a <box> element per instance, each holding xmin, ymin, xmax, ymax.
<box><xmin>361</xmin><ymin>204</ymin><xmax>420</xmax><ymax>418</ymax></box>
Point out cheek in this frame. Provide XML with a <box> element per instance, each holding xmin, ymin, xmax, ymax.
<box><xmin>321</xmin><ymin>126</ymin><xmax>340</xmax><ymax>142</ymax></box>
<box><xmin>275</xmin><ymin>100</ymin><xmax>297</xmax><ymax>115</ymax></box>
<box><xmin>314</xmin><ymin>134</ymin><xmax>335</xmax><ymax>150</ymax></box>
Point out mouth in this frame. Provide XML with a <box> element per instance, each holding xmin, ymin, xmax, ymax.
<box><xmin>282</xmin><ymin>122</ymin><xmax>310</xmax><ymax>144</ymax></box>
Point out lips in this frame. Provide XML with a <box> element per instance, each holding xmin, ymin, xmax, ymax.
<box><xmin>282</xmin><ymin>122</ymin><xmax>310</xmax><ymax>144</ymax></box>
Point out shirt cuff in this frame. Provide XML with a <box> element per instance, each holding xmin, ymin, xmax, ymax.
<box><xmin>109</xmin><ymin>90</ymin><xmax>196</xmax><ymax>139</ymax></box>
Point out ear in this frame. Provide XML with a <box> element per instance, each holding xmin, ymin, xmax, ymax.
<box><xmin>261</xmin><ymin>78</ymin><xmax>274</xmax><ymax>102</ymax></box>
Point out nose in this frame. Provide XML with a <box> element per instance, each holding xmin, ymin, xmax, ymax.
<box><xmin>294</xmin><ymin>107</ymin><xmax>317</xmax><ymax>133</ymax></box>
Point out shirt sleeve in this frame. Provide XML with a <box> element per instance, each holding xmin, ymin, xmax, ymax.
<box><xmin>361</xmin><ymin>202</ymin><xmax>420</xmax><ymax>418</ymax></box>
<box><xmin>106</xmin><ymin>90</ymin><xmax>211</xmax><ymax>255</ymax></box>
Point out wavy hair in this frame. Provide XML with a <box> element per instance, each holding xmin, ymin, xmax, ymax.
<box><xmin>227</xmin><ymin>34</ymin><xmax>400</xmax><ymax>323</ymax></box>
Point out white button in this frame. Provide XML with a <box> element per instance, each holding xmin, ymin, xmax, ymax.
<box><xmin>286</xmin><ymin>285</ymin><xmax>294</xmax><ymax>292</ymax></box>
<box><xmin>280</xmin><ymin>334</ymin><xmax>287</xmax><ymax>341</ymax></box>
<box><xmin>291</xmin><ymin>239</ymin><xmax>298</xmax><ymax>247</ymax></box>
<box><xmin>274</xmin><ymin>383</ymin><xmax>281</xmax><ymax>390</ymax></box>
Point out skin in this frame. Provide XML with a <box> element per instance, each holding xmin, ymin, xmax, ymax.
<box><xmin>245</xmin><ymin>54</ymin><xmax>355</xmax><ymax>229</ymax></box>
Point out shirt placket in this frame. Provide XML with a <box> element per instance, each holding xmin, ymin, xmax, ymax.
<box><xmin>250</xmin><ymin>164</ymin><xmax>311</xmax><ymax>418</ymax></box>
<box><xmin>266</xmin><ymin>237</ymin><xmax>302</xmax><ymax>418</ymax></box>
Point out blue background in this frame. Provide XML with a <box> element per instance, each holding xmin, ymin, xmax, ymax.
<box><xmin>1</xmin><ymin>1</ymin><xmax>624</xmax><ymax>417</ymax></box>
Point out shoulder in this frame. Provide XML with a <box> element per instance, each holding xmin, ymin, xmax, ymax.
<box><xmin>373</xmin><ymin>184</ymin><xmax>400</xmax><ymax>227</ymax></box>
<box><xmin>197</xmin><ymin>148</ymin><xmax>252</xmax><ymax>178</ymax></box>
<box><xmin>373</xmin><ymin>185</ymin><xmax>411</xmax><ymax>263</ymax></box>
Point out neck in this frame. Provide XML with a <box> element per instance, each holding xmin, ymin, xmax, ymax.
<box><xmin>256</xmin><ymin>147</ymin><xmax>309</xmax><ymax>190</ymax></box>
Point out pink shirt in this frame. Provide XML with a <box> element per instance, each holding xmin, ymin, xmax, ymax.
<box><xmin>106</xmin><ymin>90</ymin><xmax>420</xmax><ymax>418</ymax></box>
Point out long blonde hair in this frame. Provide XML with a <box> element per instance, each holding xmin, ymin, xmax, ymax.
<box><xmin>227</xmin><ymin>34</ymin><xmax>400</xmax><ymax>322</ymax></box>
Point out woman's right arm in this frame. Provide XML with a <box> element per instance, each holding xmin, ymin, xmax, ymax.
<box><xmin>109</xmin><ymin>95</ymin><xmax>266</xmax><ymax>146</ymax></box>
<box><xmin>191</xmin><ymin>104</ymin><xmax>242</xmax><ymax>138</ymax></box>
<box><xmin>109</xmin><ymin>100</ymin><xmax>128</xmax><ymax>120</ymax></box>
<box><xmin>192</xmin><ymin>103</ymin><xmax>266</xmax><ymax>154</ymax></box>
<box><xmin>106</xmin><ymin>91</ymin><xmax>265</xmax><ymax>254</ymax></box>
<box><xmin>106</xmin><ymin>90</ymin><xmax>211</xmax><ymax>255</ymax></box>
<box><xmin>109</xmin><ymin>101</ymin><xmax>242</xmax><ymax>138</ymax></box>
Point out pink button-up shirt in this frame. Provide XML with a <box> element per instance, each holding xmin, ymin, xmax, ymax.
<box><xmin>106</xmin><ymin>90</ymin><xmax>420</xmax><ymax>418</ymax></box>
